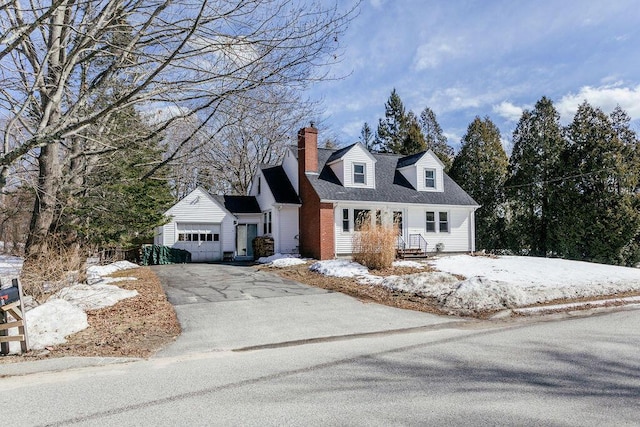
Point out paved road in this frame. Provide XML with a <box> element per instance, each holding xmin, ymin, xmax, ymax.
<box><xmin>151</xmin><ymin>263</ymin><xmax>460</xmax><ymax>356</ymax></box>
<box><xmin>2</xmin><ymin>309</ymin><xmax>639</xmax><ymax>426</ymax></box>
<box><xmin>2</xmin><ymin>264</ymin><xmax>639</xmax><ymax>426</ymax></box>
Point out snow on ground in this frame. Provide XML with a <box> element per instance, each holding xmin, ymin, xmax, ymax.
<box><xmin>26</xmin><ymin>299</ymin><xmax>89</xmax><ymax>350</ymax></box>
<box><xmin>311</xmin><ymin>255</ymin><xmax>640</xmax><ymax>314</ymax></box>
<box><xmin>0</xmin><ymin>255</ymin><xmax>23</xmax><ymax>288</ymax></box>
<box><xmin>392</xmin><ymin>260</ymin><xmax>424</xmax><ymax>269</ymax></box>
<box><xmin>257</xmin><ymin>253</ymin><xmax>307</xmax><ymax>268</ymax></box>
<box><xmin>86</xmin><ymin>260</ymin><xmax>139</xmax><ymax>284</ymax></box>
<box><xmin>53</xmin><ymin>283</ymin><xmax>138</xmax><ymax>311</ymax></box>
<box><xmin>1</xmin><ymin>255</ymin><xmax>139</xmax><ymax>353</ymax></box>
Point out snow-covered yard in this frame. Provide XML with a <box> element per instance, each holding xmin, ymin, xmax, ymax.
<box><xmin>1</xmin><ymin>257</ymin><xmax>140</xmax><ymax>353</ymax></box>
<box><xmin>311</xmin><ymin>255</ymin><xmax>640</xmax><ymax>314</ymax></box>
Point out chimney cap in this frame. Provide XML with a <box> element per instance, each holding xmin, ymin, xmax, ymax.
<box><xmin>310</xmin><ymin>121</ymin><xmax>315</xmax><ymax>128</ymax></box>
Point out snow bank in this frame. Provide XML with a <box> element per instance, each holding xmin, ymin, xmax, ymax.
<box><xmin>257</xmin><ymin>253</ymin><xmax>307</xmax><ymax>267</ymax></box>
<box><xmin>271</xmin><ymin>258</ymin><xmax>307</xmax><ymax>268</ymax></box>
<box><xmin>53</xmin><ymin>283</ymin><xmax>138</xmax><ymax>311</ymax></box>
<box><xmin>309</xmin><ymin>255</ymin><xmax>640</xmax><ymax>314</ymax></box>
<box><xmin>3</xmin><ymin>257</ymin><xmax>140</xmax><ymax>353</ymax></box>
<box><xmin>25</xmin><ymin>299</ymin><xmax>88</xmax><ymax>350</ymax></box>
<box><xmin>310</xmin><ymin>260</ymin><xmax>369</xmax><ymax>278</ymax></box>
<box><xmin>86</xmin><ymin>260</ymin><xmax>139</xmax><ymax>284</ymax></box>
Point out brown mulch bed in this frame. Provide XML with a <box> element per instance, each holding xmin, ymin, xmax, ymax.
<box><xmin>0</xmin><ymin>267</ymin><xmax>180</xmax><ymax>364</ymax></box>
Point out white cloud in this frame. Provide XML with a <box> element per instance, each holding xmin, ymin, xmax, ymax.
<box><xmin>556</xmin><ymin>83</ymin><xmax>640</xmax><ymax>121</ymax></box>
<box><xmin>413</xmin><ymin>37</ymin><xmax>465</xmax><ymax>71</ymax></box>
<box><xmin>492</xmin><ymin>101</ymin><xmax>524</xmax><ymax>122</ymax></box>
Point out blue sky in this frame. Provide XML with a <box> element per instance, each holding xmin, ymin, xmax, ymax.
<box><xmin>308</xmin><ymin>0</ymin><xmax>640</xmax><ymax>151</ymax></box>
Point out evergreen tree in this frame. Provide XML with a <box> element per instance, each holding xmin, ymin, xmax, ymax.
<box><xmin>506</xmin><ymin>96</ymin><xmax>565</xmax><ymax>256</ymax></box>
<box><xmin>359</xmin><ymin>122</ymin><xmax>374</xmax><ymax>151</ymax></box>
<box><xmin>375</xmin><ymin>89</ymin><xmax>408</xmax><ymax>153</ymax></box>
<box><xmin>65</xmin><ymin>107</ymin><xmax>174</xmax><ymax>247</ymax></box>
<box><xmin>559</xmin><ymin>102</ymin><xmax>640</xmax><ymax>265</ymax></box>
<box><xmin>450</xmin><ymin>116</ymin><xmax>508</xmax><ymax>250</ymax></box>
<box><xmin>401</xmin><ymin>112</ymin><xmax>427</xmax><ymax>155</ymax></box>
<box><xmin>419</xmin><ymin>107</ymin><xmax>454</xmax><ymax>171</ymax></box>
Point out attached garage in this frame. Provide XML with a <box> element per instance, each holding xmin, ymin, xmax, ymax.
<box><xmin>173</xmin><ymin>223</ymin><xmax>222</xmax><ymax>262</ymax></box>
<box><xmin>155</xmin><ymin>188</ymin><xmax>236</xmax><ymax>262</ymax></box>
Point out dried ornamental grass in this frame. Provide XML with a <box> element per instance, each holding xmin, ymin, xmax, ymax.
<box><xmin>352</xmin><ymin>219</ymin><xmax>397</xmax><ymax>270</ymax></box>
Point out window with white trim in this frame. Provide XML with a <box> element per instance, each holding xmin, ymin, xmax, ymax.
<box><xmin>425</xmin><ymin>169</ymin><xmax>436</xmax><ymax>188</ymax></box>
<box><xmin>353</xmin><ymin>163</ymin><xmax>366</xmax><ymax>184</ymax></box>
<box><xmin>439</xmin><ymin>212</ymin><xmax>449</xmax><ymax>232</ymax></box>
<box><xmin>263</xmin><ymin>211</ymin><xmax>272</xmax><ymax>234</ymax></box>
<box><xmin>342</xmin><ymin>209</ymin><xmax>350</xmax><ymax>232</ymax></box>
<box><xmin>426</xmin><ymin>211</ymin><xmax>436</xmax><ymax>232</ymax></box>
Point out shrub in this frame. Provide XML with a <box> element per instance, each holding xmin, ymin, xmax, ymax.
<box><xmin>352</xmin><ymin>216</ymin><xmax>397</xmax><ymax>270</ymax></box>
<box><xmin>20</xmin><ymin>236</ymin><xmax>86</xmax><ymax>302</ymax></box>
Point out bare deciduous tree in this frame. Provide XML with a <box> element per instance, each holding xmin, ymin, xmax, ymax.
<box><xmin>0</xmin><ymin>0</ymin><xmax>357</xmax><ymax>256</ymax></box>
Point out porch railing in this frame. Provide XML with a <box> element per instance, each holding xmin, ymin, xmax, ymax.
<box><xmin>408</xmin><ymin>234</ymin><xmax>428</xmax><ymax>253</ymax></box>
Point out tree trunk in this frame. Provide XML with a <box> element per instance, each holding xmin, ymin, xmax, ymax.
<box><xmin>25</xmin><ymin>142</ymin><xmax>62</xmax><ymax>257</ymax></box>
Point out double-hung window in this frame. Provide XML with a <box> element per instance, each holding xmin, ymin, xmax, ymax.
<box><xmin>439</xmin><ymin>212</ymin><xmax>449</xmax><ymax>232</ymax></box>
<box><xmin>263</xmin><ymin>211</ymin><xmax>272</xmax><ymax>234</ymax></box>
<box><xmin>426</xmin><ymin>211</ymin><xmax>436</xmax><ymax>232</ymax></box>
<box><xmin>342</xmin><ymin>209</ymin><xmax>350</xmax><ymax>232</ymax></box>
<box><xmin>425</xmin><ymin>169</ymin><xmax>436</xmax><ymax>188</ymax></box>
<box><xmin>353</xmin><ymin>163</ymin><xmax>366</xmax><ymax>184</ymax></box>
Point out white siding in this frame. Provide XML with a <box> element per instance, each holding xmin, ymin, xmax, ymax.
<box><xmin>275</xmin><ymin>206</ymin><xmax>299</xmax><ymax>254</ymax></box>
<box><xmin>282</xmin><ymin>148</ymin><xmax>299</xmax><ymax>193</ymax></box>
<box><xmin>165</xmin><ymin>188</ymin><xmax>230</xmax><ymax>224</ymax></box>
<box><xmin>341</xmin><ymin>144</ymin><xmax>376</xmax><ymax>188</ymax></box>
<box><xmin>158</xmin><ymin>187</ymin><xmax>236</xmax><ymax>260</ymax></box>
<box><xmin>334</xmin><ymin>202</ymin><xmax>474</xmax><ymax>255</ymax></box>
<box><xmin>406</xmin><ymin>205</ymin><xmax>473</xmax><ymax>252</ymax></box>
<box><xmin>334</xmin><ymin>202</ymin><xmax>393</xmax><ymax>254</ymax></box>
<box><xmin>399</xmin><ymin>151</ymin><xmax>444</xmax><ymax>192</ymax></box>
<box><xmin>251</xmin><ymin>170</ymin><xmax>276</xmax><ymax>210</ymax></box>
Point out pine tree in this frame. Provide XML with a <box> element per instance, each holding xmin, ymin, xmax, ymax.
<box><xmin>449</xmin><ymin>116</ymin><xmax>508</xmax><ymax>250</ymax></box>
<box><xmin>359</xmin><ymin>122</ymin><xmax>374</xmax><ymax>151</ymax></box>
<box><xmin>400</xmin><ymin>112</ymin><xmax>427</xmax><ymax>155</ymax></box>
<box><xmin>559</xmin><ymin>102</ymin><xmax>640</xmax><ymax>265</ymax></box>
<box><xmin>419</xmin><ymin>107</ymin><xmax>454</xmax><ymax>171</ymax></box>
<box><xmin>506</xmin><ymin>96</ymin><xmax>565</xmax><ymax>256</ymax></box>
<box><xmin>375</xmin><ymin>89</ymin><xmax>408</xmax><ymax>153</ymax></box>
<box><xmin>65</xmin><ymin>106</ymin><xmax>174</xmax><ymax>247</ymax></box>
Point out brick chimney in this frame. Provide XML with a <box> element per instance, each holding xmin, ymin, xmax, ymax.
<box><xmin>297</xmin><ymin>124</ymin><xmax>318</xmax><ymax>174</ymax></box>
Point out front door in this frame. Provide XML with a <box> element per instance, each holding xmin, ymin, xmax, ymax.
<box><xmin>236</xmin><ymin>224</ymin><xmax>258</xmax><ymax>258</ymax></box>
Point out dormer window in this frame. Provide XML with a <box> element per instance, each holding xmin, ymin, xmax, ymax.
<box><xmin>425</xmin><ymin>169</ymin><xmax>436</xmax><ymax>188</ymax></box>
<box><xmin>353</xmin><ymin>163</ymin><xmax>366</xmax><ymax>184</ymax></box>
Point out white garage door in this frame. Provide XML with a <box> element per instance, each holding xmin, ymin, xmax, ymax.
<box><xmin>174</xmin><ymin>223</ymin><xmax>221</xmax><ymax>262</ymax></box>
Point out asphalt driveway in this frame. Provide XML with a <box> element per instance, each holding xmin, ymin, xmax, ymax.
<box><xmin>152</xmin><ymin>263</ymin><xmax>461</xmax><ymax>357</ymax></box>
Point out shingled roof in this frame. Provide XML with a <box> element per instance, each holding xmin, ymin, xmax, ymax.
<box><xmin>296</xmin><ymin>147</ymin><xmax>479</xmax><ymax>206</ymax></box>
<box><xmin>260</xmin><ymin>165</ymin><xmax>301</xmax><ymax>204</ymax></box>
<box><xmin>213</xmin><ymin>195</ymin><xmax>261</xmax><ymax>214</ymax></box>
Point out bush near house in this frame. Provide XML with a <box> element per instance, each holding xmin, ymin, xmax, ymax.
<box><xmin>352</xmin><ymin>216</ymin><xmax>397</xmax><ymax>270</ymax></box>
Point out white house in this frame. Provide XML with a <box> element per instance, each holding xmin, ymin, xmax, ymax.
<box><xmin>156</xmin><ymin>126</ymin><xmax>480</xmax><ymax>261</ymax></box>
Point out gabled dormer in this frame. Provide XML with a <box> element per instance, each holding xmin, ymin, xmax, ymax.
<box><xmin>396</xmin><ymin>150</ymin><xmax>445</xmax><ymax>192</ymax></box>
<box><xmin>326</xmin><ymin>142</ymin><xmax>377</xmax><ymax>189</ymax></box>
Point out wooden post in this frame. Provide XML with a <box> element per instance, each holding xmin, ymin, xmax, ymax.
<box><xmin>0</xmin><ymin>277</ymin><xmax>29</xmax><ymax>354</ymax></box>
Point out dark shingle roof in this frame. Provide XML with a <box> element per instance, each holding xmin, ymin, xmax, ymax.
<box><xmin>304</xmin><ymin>148</ymin><xmax>479</xmax><ymax>206</ymax></box>
<box><xmin>213</xmin><ymin>195</ymin><xmax>261</xmax><ymax>214</ymax></box>
<box><xmin>261</xmin><ymin>165</ymin><xmax>301</xmax><ymax>204</ymax></box>
<box><xmin>326</xmin><ymin>143</ymin><xmax>357</xmax><ymax>163</ymax></box>
<box><xmin>396</xmin><ymin>151</ymin><xmax>426</xmax><ymax>168</ymax></box>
